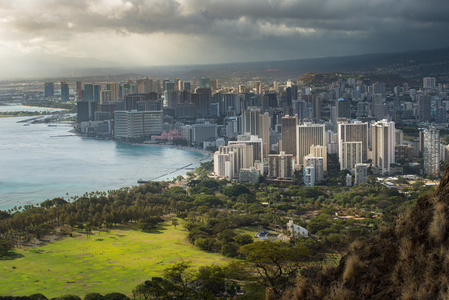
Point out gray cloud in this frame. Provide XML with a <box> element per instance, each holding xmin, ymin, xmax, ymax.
<box><xmin>0</xmin><ymin>0</ymin><xmax>448</xmax><ymax>71</ymax></box>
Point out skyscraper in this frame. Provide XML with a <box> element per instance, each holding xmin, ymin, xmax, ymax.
<box><xmin>60</xmin><ymin>82</ymin><xmax>69</xmax><ymax>102</ymax></box>
<box><xmin>107</xmin><ymin>83</ymin><xmax>119</xmax><ymax>102</ymax></box>
<box><xmin>336</xmin><ymin>98</ymin><xmax>351</xmax><ymax>119</ymax></box>
<box><xmin>84</xmin><ymin>84</ymin><xmax>93</xmax><ymax>102</ymax></box>
<box><xmin>296</xmin><ymin>123</ymin><xmax>326</xmax><ymax>168</ymax></box>
<box><xmin>417</xmin><ymin>94</ymin><xmax>431</xmax><ymax>122</ymax></box>
<box><xmin>371</xmin><ymin>119</ymin><xmax>395</xmax><ymax>175</ymax></box>
<box><xmin>338</xmin><ymin>121</ymin><xmax>369</xmax><ymax>164</ymax></box>
<box><xmin>424</xmin><ymin>127</ymin><xmax>441</xmax><ymax>177</ymax></box>
<box><xmin>93</xmin><ymin>84</ymin><xmax>101</xmax><ymax>103</ymax></box>
<box><xmin>44</xmin><ymin>82</ymin><xmax>54</xmax><ymax>98</ymax></box>
<box><xmin>423</xmin><ymin>77</ymin><xmax>436</xmax><ymax>89</ymax></box>
<box><xmin>281</xmin><ymin>115</ymin><xmax>298</xmax><ymax>158</ymax></box>
<box><xmin>241</xmin><ymin>107</ymin><xmax>270</xmax><ymax>159</ymax></box>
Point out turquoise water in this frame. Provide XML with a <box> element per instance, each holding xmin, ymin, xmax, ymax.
<box><xmin>0</xmin><ymin>107</ymin><xmax>208</xmax><ymax>210</ymax></box>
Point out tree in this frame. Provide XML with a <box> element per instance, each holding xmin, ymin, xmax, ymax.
<box><xmin>102</xmin><ymin>293</ymin><xmax>129</xmax><ymax>300</ymax></box>
<box><xmin>235</xmin><ymin>234</ymin><xmax>254</xmax><ymax>246</ymax></box>
<box><xmin>0</xmin><ymin>238</ymin><xmax>13</xmax><ymax>256</ymax></box>
<box><xmin>240</xmin><ymin>241</ymin><xmax>315</xmax><ymax>298</ymax></box>
<box><xmin>171</xmin><ymin>218</ymin><xmax>179</xmax><ymax>229</ymax></box>
<box><xmin>132</xmin><ymin>283</ymin><xmax>151</xmax><ymax>300</ymax></box>
<box><xmin>138</xmin><ymin>216</ymin><xmax>164</xmax><ymax>232</ymax></box>
<box><xmin>83</xmin><ymin>293</ymin><xmax>103</xmax><ymax>300</ymax></box>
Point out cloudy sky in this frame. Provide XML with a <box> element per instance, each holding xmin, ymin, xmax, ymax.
<box><xmin>0</xmin><ymin>0</ymin><xmax>448</xmax><ymax>78</ymax></box>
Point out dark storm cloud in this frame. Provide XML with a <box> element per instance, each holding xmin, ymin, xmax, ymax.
<box><xmin>1</xmin><ymin>0</ymin><xmax>448</xmax><ymax>63</ymax></box>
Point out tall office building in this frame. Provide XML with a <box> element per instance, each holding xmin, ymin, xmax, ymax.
<box><xmin>229</xmin><ymin>135</ymin><xmax>264</xmax><ymax>163</ymax></box>
<box><xmin>424</xmin><ymin>127</ymin><xmax>441</xmax><ymax>177</ymax></box>
<box><xmin>296</xmin><ymin>123</ymin><xmax>326</xmax><ymax>167</ymax></box>
<box><xmin>268</xmin><ymin>151</ymin><xmax>295</xmax><ymax>178</ymax></box>
<box><xmin>44</xmin><ymin>82</ymin><xmax>54</xmax><ymax>98</ymax></box>
<box><xmin>417</xmin><ymin>94</ymin><xmax>431</xmax><ymax>122</ymax></box>
<box><xmin>107</xmin><ymin>83</ymin><xmax>119</xmax><ymax>101</ymax></box>
<box><xmin>241</xmin><ymin>107</ymin><xmax>270</xmax><ymax>158</ymax></box>
<box><xmin>355</xmin><ymin>163</ymin><xmax>370</xmax><ymax>185</ymax></box>
<box><xmin>281</xmin><ymin>115</ymin><xmax>298</xmax><ymax>158</ymax></box>
<box><xmin>93</xmin><ymin>84</ymin><xmax>101</xmax><ymax>103</ymax></box>
<box><xmin>310</xmin><ymin>145</ymin><xmax>327</xmax><ymax>172</ymax></box>
<box><xmin>114</xmin><ymin>110</ymin><xmax>163</xmax><ymax>140</ymax></box>
<box><xmin>215</xmin><ymin>144</ymin><xmax>254</xmax><ymax>179</ymax></box>
<box><xmin>423</xmin><ymin>77</ymin><xmax>436</xmax><ymax>89</ymax></box>
<box><xmin>336</xmin><ymin>98</ymin><xmax>351</xmax><ymax>119</ymax></box>
<box><xmin>60</xmin><ymin>82</ymin><xmax>69</xmax><ymax>102</ymax></box>
<box><xmin>100</xmin><ymin>90</ymin><xmax>112</xmax><ymax>104</ymax></box>
<box><xmin>292</xmin><ymin>100</ymin><xmax>307</xmax><ymax>120</ymax></box>
<box><xmin>338</xmin><ymin>121</ymin><xmax>369</xmax><ymax>164</ymax></box>
<box><xmin>312</xmin><ymin>96</ymin><xmax>322</xmax><ymax>120</ymax></box>
<box><xmin>200</xmin><ymin>78</ymin><xmax>210</xmax><ymax>89</ymax></box>
<box><xmin>221</xmin><ymin>93</ymin><xmax>241</xmax><ymax>116</ymax></box>
<box><xmin>84</xmin><ymin>84</ymin><xmax>93</xmax><ymax>102</ymax></box>
<box><xmin>76</xmin><ymin>81</ymin><xmax>83</xmax><ymax>99</ymax></box>
<box><xmin>303</xmin><ymin>155</ymin><xmax>324</xmax><ymax>186</ymax></box>
<box><xmin>371</xmin><ymin>119</ymin><xmax>395</xmax><ymax>175</ymax></box>
<box><xmin>195</xmin><ymin>88</ymin><xmax>211</xmax><ymax>117</ymax></box>
<box><xmin>340</xmin><ymin>141</ymin><xmax>363</xmax><ymax>171</ymax></box>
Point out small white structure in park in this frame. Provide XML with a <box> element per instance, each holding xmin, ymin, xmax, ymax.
<box><xmin>287</xmin><ymin>220</ymin><xmax>308</xmax><ymax>237</ymax></box>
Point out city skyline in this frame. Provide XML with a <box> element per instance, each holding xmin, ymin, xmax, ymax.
<box><xmin>0</xmin><ymin>0</ymin><xmax>449</xmax><ymax>79</ymax></box>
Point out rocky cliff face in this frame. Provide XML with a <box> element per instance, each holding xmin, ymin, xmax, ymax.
<box><xmin>285</xmin><ymin>169</ymin><xmax>449</xmax><ymax>300</ymax></box>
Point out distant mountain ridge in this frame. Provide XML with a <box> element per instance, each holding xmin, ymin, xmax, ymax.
<box><xmin>13</xmin><ymin>46</ymin><xmax>449</xmax><ymax>82</ymax></box>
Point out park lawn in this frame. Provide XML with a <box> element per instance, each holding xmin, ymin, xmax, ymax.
<box><xmin>0</xmin><ymin>222</ymin><xmax>231</xmax><ymax>298</ymax></box>
<box><xmin>233</xmin><ymin>226</ymin><xmax>261</xmax><ymax>237</ymax></box>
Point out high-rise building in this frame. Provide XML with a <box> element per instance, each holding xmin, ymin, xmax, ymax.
<box><xmin>114</xmin><ymin>110</ymin><xmax>163</xmax><ymax>140</ymax></box>
<box><xmin>281</xmin><ymin>115</ymin><xmax>298</xmax><ymax>158</ymax></box>
<box><xmin>292</xmin><ymin>100</ymin><xmax>307</xmax><ymax>120</ymax></box>
<box><xmin>215</xmin><ymin>144</ymin><xmax>254</xmax><ymax>179</ymax></box>
<box><xmin>268</xmin><ymin>151</ymin><xmax>295</xmax><ymax>178</ymax></box>
<box><xmin>371</xmin><ymin>119</ymin><xmax>395</xmax><ymax>175</ymax></box>
<box><xmin>296</xmin><ymin>123</ymin><xmax>326</xmax><ymax>167</ymax></box>
<box><xmin>93</xmin><ymin>84</ymin><xmax>101</xmax><ymax>103</ymax></box>
<box><xmin>417</xmin><ymin>94</ymin><xmax>431</xmax><ymax>122</ymax></box>
<box><xmin>423</xmin><ymin>77</ymin><xmax>436</xmax><ymax>89</ymax></box>
<box><xmin>336</xmin><ymin>98</ymin><xmax>351</xmax><ymax>119</ymax></box>
<box><xmin>221</xmin><ymin>93</ymin><xmax>241</xmax><ymax>116</ymax></box>
<box><xmin>312</xmin><ymin>96</ymin><xmax>322</xmax><ymax>120</ymax></box>
<box><xmin>100</xmin><ymin>90</ymin><xmax>112</xmax><ymax>104</ymax></box>
<box><xmin>338</xmin><ymin>121</ymin><xmax>369</xmax><ymax>164</ymax></box>
<box><xmin>424</xmin><ymin>127</ymin><xmax>441</xmax><ymax>177</ymax></box>
<box><xmin>241</xmin><ymin>107</ymin><xmax>270</xmax><ymax>159</ymax></box>
<box><xmin>355</xmin><ymin>163</ymin><xmax>370</xmax><ymax>185</ymax></box>
<box><xmin>197</xmin><ymin>89</ymin><xmax>212</xmax><ymax>117</ymax></box>
<box><xmin>60</xmin><ymin>82</ymin><xmax>69</xmax><ymax>102</ymax></box>
<box><xmin>107</xmin><ymin>83</ymin><xmax>119</xmax><ymax>101</ymax></box>
<box><xmin>303</xmin><ymin>154</ymin><xmax>324</xmax><ymax>186</ymax></box>
<box><xmin>229</xmin><ymin>135</ymin><xmax>264</xmax><ymax>163</ymax></box>
<box><xmin>44</xmin><ymin>82</ymin><xmax>54</xmax><ymax>98</ymax></box>
<box><xmin>200</xmin><ymin>78</ymin><xmax>210</xmax><ymax>89</ymax></box>
<box><xmin>340</xmin><ymin>141</ymin><xmax>363</xmax><ymax>171</ymax></box>
<box><xmin>304</xmin><ymin>163</ymin><xmax>315</xmax><ymax>187</ymax></box>
<box><xmin>76</xmin><ymin>81</ymin><xmax>83</xmax><ymax>99</ymax></box>
<box><xmin>310</xmin><ymin>145</ymin><xmax>327</xmax><ymax>172</ymax></box>
<box><xmin>84</xmin><ymin>84</ymin><xmax>93</xmax><ymax>102</ymax></box>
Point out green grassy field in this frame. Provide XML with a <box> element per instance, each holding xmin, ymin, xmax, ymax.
<box><xmin>0</xmin><ymin>223</ymin><xmax>231</xmax><ymax>298</ymax></box>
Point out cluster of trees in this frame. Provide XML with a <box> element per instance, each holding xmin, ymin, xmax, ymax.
<box><xmin>0</xmin><ymin>292</ymin><xmax>130</xmax><ymax>300</ymax></box>
<box><xmin>0</xmin><ymin>161</ymin><xmax>425</xmax><ymax>298</ymax></box>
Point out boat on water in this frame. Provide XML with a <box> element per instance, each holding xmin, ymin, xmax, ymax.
<box><xmin>137</xmin><ymin>179</ymin><xmax>150</xmax><ymax>184</ymax></box>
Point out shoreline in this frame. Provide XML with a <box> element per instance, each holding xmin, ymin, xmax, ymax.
<box><xmin>141</xmin><ymin>142</ymin><xmax>213</xmax><ymax>157</ymax></box>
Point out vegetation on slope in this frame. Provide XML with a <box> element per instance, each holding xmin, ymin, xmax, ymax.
<box><xmin>284</xmin><ymin>167</ymin><xmax>449</xmax><ymax>299</ymax></box>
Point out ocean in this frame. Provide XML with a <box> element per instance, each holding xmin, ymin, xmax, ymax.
<box><xmin>0</xmin><ymin>106</ymin><xmax>208</xmax><ymax>211</ymax></box>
